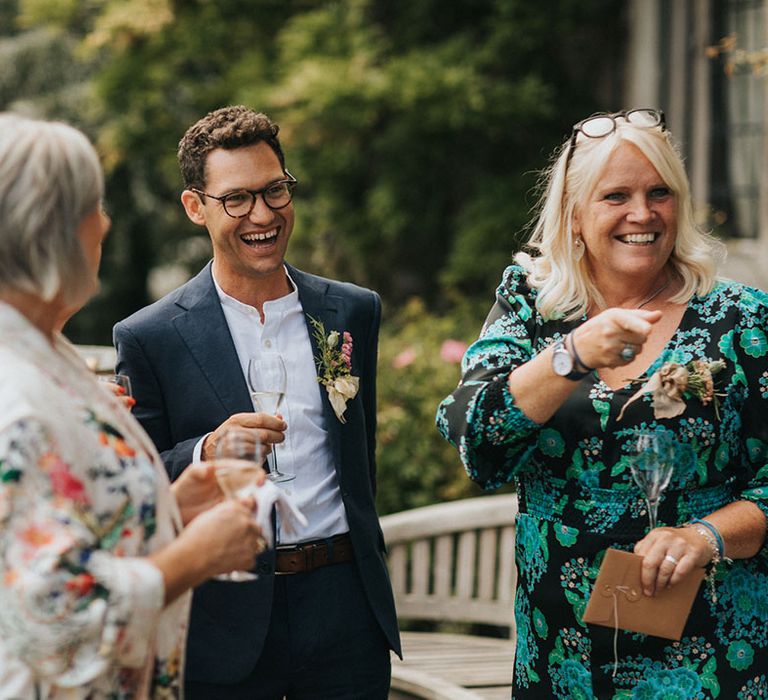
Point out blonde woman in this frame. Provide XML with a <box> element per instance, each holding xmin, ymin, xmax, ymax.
<box><xmin>438</xmin><ymin>109</ymin><xmax>768</xmax><ymax>698</ymax></box>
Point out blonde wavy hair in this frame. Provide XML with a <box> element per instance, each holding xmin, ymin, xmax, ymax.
<box><xmin>516</xmin><ymin>115</ymin><xmax>723</xmax><ymax>321</ymax></box>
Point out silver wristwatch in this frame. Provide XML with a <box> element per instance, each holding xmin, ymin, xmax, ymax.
<box><xmin>552</xmin><ymin>335</ymin><xmax>590</xmax><ymax>381</ymax></box>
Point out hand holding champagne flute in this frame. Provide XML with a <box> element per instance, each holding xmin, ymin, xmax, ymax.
<box><xmin>248</xmin><ymin>354</ymin><xmax>294</xmax><ymax>482</ymax></box>
<box><xmin>213</xmin><ymin>427</ymin><xmax>268</xmax><ymax>581</ymax></box>
<box><xmin>97</xmin><ymin>373</ymin><xmax>136</xmax><ymax>409</ymax></box>
<box><xmin>630</xmin><ymin>430</ymin><xmax>675</xmax><ymax>531</ymax></box>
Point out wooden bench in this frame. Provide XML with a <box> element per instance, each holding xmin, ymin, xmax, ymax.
<box><xmin>381</xmin><ymin>494</ymin><xmax>518</xmax><ymax>700</ymax></box>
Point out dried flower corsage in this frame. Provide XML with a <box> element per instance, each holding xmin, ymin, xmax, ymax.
<box><xmin>308</xmin><ymin>315</ymin><xmax>360</xmax><ymax>423</ymax></box>
<box><xmin>617</xmin><ymin>359</ymin><xmax>726</xmax><ymax>422</ymax></box>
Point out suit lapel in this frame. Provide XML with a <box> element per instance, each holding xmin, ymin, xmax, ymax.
<box><xmin>289</xmin><ymin>265</ymin><xmax>345</xmax><ymax>475</ymax></box>
<box><xmin>171</xmin><ymin>264</ymin><xmax>349</xmax><ymax>464</ymax></box>
<box><xmin>173</xmin><ymin>264</ymin><xmax>252</xmax><ymax>416</ymax></box>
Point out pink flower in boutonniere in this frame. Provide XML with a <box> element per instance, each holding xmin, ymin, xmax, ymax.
<box><xmin>308</xmin><ymin>316</ymin><xmax>360</xmax><ymax>423</ymax></box>
<box><xmin>617</xmin><ymin>359</ymin><xmax>726</xmax><ymax>422</ymax></box>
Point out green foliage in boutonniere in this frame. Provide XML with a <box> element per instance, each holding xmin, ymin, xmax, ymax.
<box><xmin>618</xmin><ymin>359</ymin><xmax>726</xmax><ymax>422</ymax></box>
<box><xmin>308</xmin><ymin>315</ymin><xmax>360</xmax><ymax>423</ymax></box>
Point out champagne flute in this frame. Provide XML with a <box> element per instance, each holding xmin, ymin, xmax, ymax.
<box><xmin>247</xmin><ymin>355</ymin><xmax>294</xmax><ymax>483</ymax></box>
<box><xmin>630</xmin><ymin>430</ymin><xmax>675</xmax><ymax>532</ymax></box>
<box><xmin>98</xmin><ymin>373</ymin><xmax>132</xmax><ymax>396</ymax></box>
<box><xmin>213</xmin><ymin>428</ymin><xmax>266</xmax><ymax>582</ymax></box>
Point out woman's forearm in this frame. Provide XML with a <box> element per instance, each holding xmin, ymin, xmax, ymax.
<box><xmin>506</xmin><ymin>344</ymin><xmax>583</xmax><ymax>424</ymax></box>
<box><xmin>703</xmin><ymin>500</ymin><xmax>767</xmax><ymax>559</ymax></box>
<box><xmin>149</xmin><ymin>535</ymin><xmax>210</xmax><ymax>605</ymax></box>
<box><xmin>149</xmin><ymin>498</ymin><xmax>264</xmax><ymax>605</ymax></box>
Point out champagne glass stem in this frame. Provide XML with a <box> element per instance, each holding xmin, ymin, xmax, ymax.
<box><xmin>268</xmin><ymin>443</ymin><xmax>293</xmax><ymax>483</ymax></box>
<box><xmin>247</xmin><ymin>356</ymin><xmax>294</xmax><ymax>483</ymax></box>
<box><xmin>646</xmin><ymin>497</ymin><xmax>659</xmax><ymax>531</ymax></box>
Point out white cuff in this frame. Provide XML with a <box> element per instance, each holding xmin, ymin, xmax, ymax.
<box><xmin>192</xmin><ymin>434</ymin><xmax>210</xmax><ymax>464</ymax></box>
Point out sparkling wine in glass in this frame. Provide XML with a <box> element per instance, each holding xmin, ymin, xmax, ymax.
<box><xmin>630</xmin><ymin>430</ymin><xmax>675</xmax><ymax>532</ymax></box>
<box><xmin>98</xmin><ymin>373</ymin><xmax>132</xmax><ymax>396</ymax></box>
<box><xmin>213</xmin><ymin>428</ymin><xmax>266</xmax><ymax>582</ymax></box>
<box><xmin>247</xmin><ymin>355</ymin><xmax>294</xmax><ymax>483</ymax></box>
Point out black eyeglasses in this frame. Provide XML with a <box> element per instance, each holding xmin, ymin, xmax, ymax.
<box><xmin>564</xmin><ymin>108</ymin><xmax>666</xmax><ymax>173</ymax></box>
<box><xmin>191</xmin><ymin>171</ymin><xmax>298</xmax><ymax>218</ymax></box>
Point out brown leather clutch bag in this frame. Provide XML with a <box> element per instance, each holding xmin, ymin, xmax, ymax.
<box><xmin>582</xmin><ymin>548</ymin><xmax>704</xmax><ymax>640</ymax></box>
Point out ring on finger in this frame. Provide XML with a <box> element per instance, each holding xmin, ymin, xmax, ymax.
<box><xmin>620</xmin><ymin>343</ymin><xmax>636</xmax><ymax>361</ymax></box>
<box><xmin>664</xmin><ymin>553</ymin><xmax>679</xmax><ymax>566</ymax></box>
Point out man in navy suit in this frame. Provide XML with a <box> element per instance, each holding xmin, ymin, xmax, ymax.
<box><xmin>114</xmin><ymin>106</ymin><xmax>400</xmax><ymax>699</ymax></box>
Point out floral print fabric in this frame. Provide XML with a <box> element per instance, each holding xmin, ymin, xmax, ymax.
<box><xmin>0</xmin><ymin>302</ymin><xmax>188</xmax><ymax>699</ymax></box>
<box><xmin>437</xmin><ymin>265</ymin><xmax>768</xmax><ymax>699</ymax></box>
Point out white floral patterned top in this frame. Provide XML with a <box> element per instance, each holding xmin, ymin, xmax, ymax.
<box><xmin>0</xmin><ymin>302</ymin><xmax>189</xmax><ymax>699</ymax></box>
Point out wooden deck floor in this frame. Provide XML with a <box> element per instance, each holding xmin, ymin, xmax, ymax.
<box><xmin>390</xmin><ymin>631</ymin><xmax>514</xmax><ymax>699</ymax></box>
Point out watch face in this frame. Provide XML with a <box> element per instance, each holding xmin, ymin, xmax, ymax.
<box><xmin>552</xmin><ymin>344</ymin><xmax>573</xmax><ymax>376</ymax></box>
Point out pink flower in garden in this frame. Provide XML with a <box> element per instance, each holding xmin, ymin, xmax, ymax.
<box><xmin>440</xmin><ymin>339</ymin><xmax>468</xmax><ymax>364</ymax></box>
<box><xmin>392</xmin><ymin>347</ymin><xmax>417</xmax><ymax>369</ymax></box>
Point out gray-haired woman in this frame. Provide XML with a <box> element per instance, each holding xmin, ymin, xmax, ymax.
<box><xmin>0</xmin><ymin>113</ymin><xmax>266</xmax><ymax>698</ymax></box>
<box><xmin>438</xmin><ymin>109</ymin><xmax>768</xmax><ymax>698</ymax></box>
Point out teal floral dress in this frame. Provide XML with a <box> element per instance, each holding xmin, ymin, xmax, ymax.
<box><xmin>436</xmin><ymin>265</ymin><xmax>768</xmax><ymax>699</ymax></box>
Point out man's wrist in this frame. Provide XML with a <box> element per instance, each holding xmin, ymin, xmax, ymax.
<box><xmin>194</xmin><ymin>433</ymin><xmax>211</xmax><ymax>463</ymax></box>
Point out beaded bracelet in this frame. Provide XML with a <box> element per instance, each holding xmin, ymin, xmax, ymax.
<box><xmin>688</xmin><ymin>524</ymin><xmax>719</xmax><ymax>562</ymax></box>
<box><xmin>689</xmin><ymin>517</ymin><xmax>725</xmax><ymax>558</ymax></box>
<box><xmin>684</xmin><ymin>521</ymin><xmax>731</xmax><ymax>603</ymax></box>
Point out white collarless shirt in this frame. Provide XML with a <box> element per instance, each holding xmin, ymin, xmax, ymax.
<box><xmin>195</xmin><ymin>269</ymin><xmax>349</xmax><ymax>544</ymax></box>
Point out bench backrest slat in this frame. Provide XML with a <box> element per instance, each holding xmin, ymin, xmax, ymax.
<box><xmin>455</xmin><ymin>531</ymin><xmax>476</xmax><ymax>599</ymax></box>
<box><xmin>434</xmin><ymin>535</ymin><xmax>453</xmax><ymax>597</ymax></box>
<box><xmin>381</xmin><ymin>494</ymin><xmax>518</xmax><ymax>634</ymax></box>
<box><xmin>411</xmin><ymin>540</ymin><xmax>431</xmax><ymax>596</ymax></box>
<box><xmin>497</xmin><ymin>525</ymin><xmax>517</xmax><ymax>604</ymax></box>
<box><xmin>478</xmin><ymin>528</ymin><xmax>497</xmax><ymax>600</ymax></box>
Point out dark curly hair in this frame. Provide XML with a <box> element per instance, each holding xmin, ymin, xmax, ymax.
<box><xmin>177</xmin><ymin>106</ymin><xmax>286</xmax><ymax>189</ymax></box>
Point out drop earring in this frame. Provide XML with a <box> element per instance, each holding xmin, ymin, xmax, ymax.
<box><xmin>573</xmin><ymin>236</ymin><xmax>585</xmax><ymax>262</ymax></box>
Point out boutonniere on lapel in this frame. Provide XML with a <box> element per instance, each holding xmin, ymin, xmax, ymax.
<box><xmin>617</xmin><ymin>359</ymin><xmax>726</xmax><ymax>421</ymax></box>
<box><xmin>308</xmin><ymin>315</ymin><xmax>360</xmax><ymax>423</ymax></box>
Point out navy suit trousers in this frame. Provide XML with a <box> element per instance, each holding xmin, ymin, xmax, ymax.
<box><xmin>186</xmin><ymin>561</ymin><xmax>391</xmax><ymax>699</ymax></box>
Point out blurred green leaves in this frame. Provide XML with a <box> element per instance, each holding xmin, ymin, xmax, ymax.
<box><xmin>0</xmin><ymin>0</ymin><xmax>626</xmax><ymax>511</ymax></box>
<box><xmin>376</xmin><ymin>296</ymin><xmax>498</xmax><ymax>514</ymax></box>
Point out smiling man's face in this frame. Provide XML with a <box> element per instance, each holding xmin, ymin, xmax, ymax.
<box><xmin>181</xmin><ymin>141</ymin><xmax>294</xmax><ymax>298</ymax></box>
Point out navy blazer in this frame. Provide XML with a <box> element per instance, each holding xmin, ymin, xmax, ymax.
<box><xmin>114</xmin><ymin>262</ymin><xmax>400</xmax><ymax>683</ymax></box>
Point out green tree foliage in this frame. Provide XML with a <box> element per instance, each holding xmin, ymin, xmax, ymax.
<box><xmin>244</xmin><ymin>0</ymin><xmax>627</xmax><ymax>304</ymax></box>
<box><xmin>0</xmin><ymin>0</ymin><xmax>626</xmax><ymax>512</ymax></box>
<box><xmin>376</xmin><ymin>295</ymin><xmax>519</xmax><ymax>515</ymax></box>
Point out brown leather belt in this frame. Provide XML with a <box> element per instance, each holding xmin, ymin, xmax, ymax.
<box><xmin>274</xmin><ymin>533</ymin><xmax>354</xmax><ymax>575</ymax></box>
